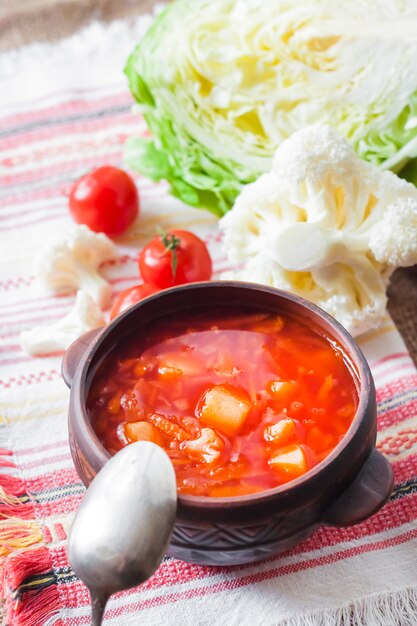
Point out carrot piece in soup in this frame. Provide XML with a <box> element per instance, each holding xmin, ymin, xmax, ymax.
<box><xmin>317</xmin><ymin>374</ymin><xmax>335</xmax><ymax>403</ymax></box>
<box><xmin>123</xmin><ymin>421</ymin><xmax>163</xmax><ymax>446</ymax></box>
<box><xmin>305</xmin><ymin>426</ymin><xmax>335</xmax><ymax>453</ymax></box>
<box><xmin>269</xmin><ymin>445</ymin><xmax>308</xmax><ymax>480</ymax></box>
<box><xmin>147</xmin><ymin>412</ymin><xmax>190</xmax><ymax>442</ymax></box>
<box><xmin>204</xmin><ymin>459</ymin><xmax>250</xmax><ymax>482</ymax></box>
<box><xmin>133</xmin><ymin>358</ymin><xmax>154</xmax><ymax>377</ymax></box>
<box><xmin>157</xmin><ymin>365</ymin><xmax>183</xmax><ymax>381</ymax></box>
<box><xmin>198</xmin><ymin>385</ymin><xmax>251</xmax><ymax>436</ymax></box>
<box><xmin>182</xmin><ymin>428</ymin><xmax>224</xmax><ymax>464</ymax></box>
<box><xmin>337</xmin><ymin>404</ymin><xmax>355</xmax><ymax>419</ymax></box>
<box><xmin>107</xmin><ymin>392</ymin><xmax>122</xmax><ymax>415</ymax></box>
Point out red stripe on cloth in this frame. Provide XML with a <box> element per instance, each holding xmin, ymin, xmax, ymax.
<box><xmin>1</xmin><ymin>330</ymin><xmax>35</xmax><ymax>340</ymax></box>
<box><xmin>19</xmin><ymin>452</ymin><xmax>72</xmax><ymax>472</ymax></box>
<box><xmin>18</xmin><ymin>440</ymin><xmax>69</xmax><ymax>457</ymax></box>
<box><xmin>0</xmin><ymin>370</ymin><xmax>60</xmax><ymax>388</ymax></box>
<box><xmin>376</xmin><ymin>374</ymin><xmax>417</xmax><ymax>403</ymax></box>
<box><xmin>372</xmin><ymin>353</ymin><xmax>411</xmax><ymax>369</ymax></box>
<box><xmin>0</xmin><ymin>169</ymin><xmax>154</xmax><ymax>208</ymax></box>
<box><xmin>391</xmin><ymin>452</ymin><xmax>417</xmax><ymax>482</ymax></box>
<box><xmin>0</xmin><ymin>356</ymin><xmax>60</xmax><ymax>367</ymax></box>
<box><xmin>378</xmin><ymin>430</ymin><xmax>417</xmax><ymax>458</ymax></box>
<box><xmin>0</xmin><ymin>344</ymin><xmax>20</xmax><ymax>353</ymax></box>
<box><xmin>0</xmin><ymin>148</ymin><xmax>126</xmax><ymax>187</ymax></box>
<box><xmin>54</xmin><ymin>524</ymin><xmax>67</xmax><ymax>542</ymax></box>
<box><xmin>0</xmin><ymin>91</ymin><xmax>131</xmax><ymax>129</ymax></box>
<box><xmin>0</xmin><ymin>182</ymin><xmax>69</xmax><ymax>206</ymax></box>
<box><xmin>0</xmin><ymin>211</ymin><xmax>66</xmax><ymax>233</ymax></box>
<box><xmin>0</xmin><ymin>293</ymin><xmax>72</xmax><ymax>311</ymax></box>
<box><xmin>292</xmin><ymin>492</ymin><xmax>417</xmax><ymax>555</ymax></box>
<box><xmin>0</xmin><ymin>112</ymin><xmax>140</xmax><ymax>152</ymax></box>
<box><xmin>0</xmin><ymin>457</ymin><xmax>17</xmax><ymax>469</ymax></box>
<box><xmin>33</xmin><ymin>497</ymin><xmax>84</xmax><ymax>520</ymax></box>
<box><xmin>0</xmin><ymin>272</ymin><xmax>135</xmax><ymax>302</ymax></box>
<box><xmin>42</xmin><ymin>526</ymin><xmax>52</xmax><ymax>544</ymax></box>
<box><xmin>26</xmin><ymin>468</ymin><xmax>81</xmax><ymax>491</ymax></box>
<box><xmin>378</xmin><ymin>398</ymin><xmax>417</xmax><ymax>431</ymax></box>
<box><xmin>0</xmin><ymin>277</ymin><xmax>35</xmax><ymax>291</ymax></box>
<box><xmin>0</xmin><ymin>201</ymin><xmax>63</xmax><ymax>223</ymax></box>
<box><xmin>0</xmin><ymin>309</ymin><xmax>70</xmax><ymax>326</ymax></box>
<box><xmin>0</xmin><ymin>167</ymin><xmax>143</xmax><ymax>206</ymax></box>
<box><xmin>34</xmin><ymin>495</ymin><xmax>84</xmax><ymax>519</ymax></box>
<box><xmin>373</xmin><ymin>361</ymin><xmax>417</xmax><ymax>383</ymax></box>
<box><xmin>0</xmin><ymin>188</ymin><xmax>164</xmax><ymax>233</ymax></box>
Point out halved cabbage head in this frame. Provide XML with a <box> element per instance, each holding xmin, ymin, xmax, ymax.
<box><xmin>125</xmin><ymin>0</ymin><xmax>417</xmax><ymax>215</ymax></box>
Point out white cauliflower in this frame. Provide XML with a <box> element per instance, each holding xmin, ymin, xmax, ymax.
<box><xmin>36</xmin><ymin>224</ymin><xmax>118</xmax><ymax>309</ymax></box>
<box><xmin>182</xmin><ymin>428</ymin><xmax>223</xmax><ymax>464</ymax></box>
<box><xmin>20</xmin><ymin>291</ymin><xmax>104</xmax><ymax>356</ymax></box>
<box><xmin>220</xmin><ymin>125</ymin><xmax>417</xmax><ymax>336</ymax></box>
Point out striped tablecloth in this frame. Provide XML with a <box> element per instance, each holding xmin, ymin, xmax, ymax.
<box><xmin>1</xmin><ymin>14</ymin><xmax>417</xmax><ymax>626</ymax></box>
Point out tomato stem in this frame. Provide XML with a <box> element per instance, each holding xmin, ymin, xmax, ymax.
<box><xmin>159</xmin><ymin>230</ymin><xmax>181</xmax><ymax>278</ymax></box>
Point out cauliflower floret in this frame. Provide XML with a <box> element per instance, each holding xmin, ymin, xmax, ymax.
<box><xmin>20</xmin><ymin>291</ymin><xmax>104</xmax><ymax>356</ymax></box>
<box><xmin>220</xmin><ymin>125</ymin><xmax>417</xmax><ymax>336</ymax></box>
<box><xmin>36</xmin><ymin>224</ymin><xmax>118</xmax><ymax>309</ymax></box>
<box><xmin>369</xmin><ymin>197</ymin><xmax>417</xmax><ymax>266</ymax></box>
<box><xmin>182</xmin><ymin>428</ymin><xmax>224</xmax><ymax>464</ymax></box>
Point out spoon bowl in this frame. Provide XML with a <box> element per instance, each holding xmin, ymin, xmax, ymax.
<box><xmin>68</xmin><ymin>441</ymin><xmax>177</xmax><ymax>625</ymax></box>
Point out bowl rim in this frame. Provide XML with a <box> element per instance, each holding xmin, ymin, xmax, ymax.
<box><xmin>75</xmin><ymin>280</ymin><xmax>374</xmax><ymax>507</ymax></box>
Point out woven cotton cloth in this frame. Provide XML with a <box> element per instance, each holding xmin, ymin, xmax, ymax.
<box><xmin>1</xmin><ymin>15</ymin><xmax>417</xmax><ymax>626</ymax></box>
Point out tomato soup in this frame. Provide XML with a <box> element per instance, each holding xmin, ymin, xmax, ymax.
<box><xmin>88</xmin><ymin>308</ymin><xmax>359</xmax><ymax>497</ymax></box>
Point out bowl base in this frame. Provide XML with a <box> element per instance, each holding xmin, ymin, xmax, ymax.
<box><xmin>167</xmin><ymin>525</ymin><xmax>318</xmax><ymax>566</ymax></box>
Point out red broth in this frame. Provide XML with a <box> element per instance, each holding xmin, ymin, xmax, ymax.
<box><xmin>88</xmin><ymin>308</ymin><xmax>359</xmax><ymax>497</ymax></box>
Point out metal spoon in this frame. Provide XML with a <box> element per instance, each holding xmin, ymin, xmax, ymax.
<box><xmin>68</xmin><ymin>441</ymin><xmax>177</xmax><ymax>626</ymax></box>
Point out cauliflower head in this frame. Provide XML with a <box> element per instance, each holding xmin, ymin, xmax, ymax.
<box><xmin>220</xmin><ymin>125</ymin><xmax>417</xmax><ymax>336</ymax></box>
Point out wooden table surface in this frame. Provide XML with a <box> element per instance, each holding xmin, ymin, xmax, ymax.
<box><xmin>1</xmin><ymin>0</ymin><xmax>416</xmax><ymax>361</ymax></box>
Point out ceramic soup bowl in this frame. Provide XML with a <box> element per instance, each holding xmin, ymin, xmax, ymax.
<box><xmin>63</xmin><ymin>282</ymin><xmax>393</xmax><ymax>566</ymax></box>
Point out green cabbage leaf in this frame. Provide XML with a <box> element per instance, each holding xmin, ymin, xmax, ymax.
<box><xmin>125</xmin><ymin>0</ymin><xmax>417</xmax><ymax>216</ymax></box>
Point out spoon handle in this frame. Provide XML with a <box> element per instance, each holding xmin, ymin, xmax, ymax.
<box><xmin>91</xmin><ymin>592</ymin><xmax>108</xmax><ymax>626</ymax></box>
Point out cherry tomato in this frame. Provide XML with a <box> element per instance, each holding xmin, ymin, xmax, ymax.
<box><xmin>139</xmin><ymin>230</ymin><xmax>212</xmax><ymax>289</ymax></box>
<box><xmin>110</xmin><ymin>284</ymin><xmax>160</xmax><ymax>320</ymax></box>
<box><xmin>69</xmin><ymin>166</ymin><xmax>139</xmax><ymax>237</ymax></box>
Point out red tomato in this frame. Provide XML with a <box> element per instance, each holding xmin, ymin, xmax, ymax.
<box><xmin>69</xmin><ymin>166</ymin><xmax>139</xmax><ymax>237</ymax></box>
<box><xmin>139</xmin><ymin>230</ymin><xmax>212</xmax><ymax>288</ymax></box>
<box><xmin>110</xmin><ymin>284</ymin><xmax>160</xmax><ymax>320</ymax></box>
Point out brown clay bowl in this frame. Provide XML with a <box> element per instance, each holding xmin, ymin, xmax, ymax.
<box><xmin>63</xmin><ymin>282</ymin><xmax>393</xmax><ymax>566</ymax></box>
